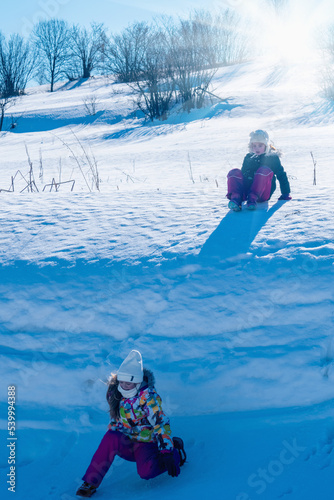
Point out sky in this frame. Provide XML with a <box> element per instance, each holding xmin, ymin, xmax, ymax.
<box><xmin>1</xmin><ymin>0</ymin><xmax>334</xmax><ymax>62</ymax></box>
<box><xmin>1</xmin><ymin>0</ymin><xmax>334</xmax><ymax>40</ymax></box>
<box><xmin>0</xmin><ymin>0</ymin><xmax>223</xmax><ymax>38</ymax></box>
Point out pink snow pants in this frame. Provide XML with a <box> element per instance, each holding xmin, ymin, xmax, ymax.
<box><xmin>227</xmin><ymin>167</ymin><xmax>274</xmax><ymax>204</ymax></box>
<box><xmin>82</xmin><ymin>430</ymin><xmax>180</xmax><ymax>487</ymax></box>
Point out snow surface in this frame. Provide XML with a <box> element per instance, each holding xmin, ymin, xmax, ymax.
<box><xmin>0</xmin><ymin>59</ymin><xmax>334</xmax><ymax>500</ymax></box>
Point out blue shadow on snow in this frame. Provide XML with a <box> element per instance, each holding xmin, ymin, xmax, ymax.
<box><xmin>6</xmin><ymin>112</ymin><xmax>104</xmax><ymax>134</ymax></box>
<box><xmin>103</xmin><ymin>102</ymin><xmax>243</xmax><ymax>141</ymax></box>
<box><xmin>199</xmin><ymin>201</ymin><xmax>283</xmax><ymax>261</ymax></box>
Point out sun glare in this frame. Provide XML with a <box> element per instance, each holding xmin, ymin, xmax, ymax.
<box><xmin>242</xmin><ymin>0</ymin><xmax>324</xmax><ymax>64</ymax></box>
<box><xmin>264</xmin><ymin>17</ymin><xmax>313</xmax><ymax>63</ymax></box>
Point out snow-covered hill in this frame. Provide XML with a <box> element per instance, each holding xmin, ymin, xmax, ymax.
<box><xmin>1</xmin><ymin>59</ymin><xmax>333</xmax><ymax>500</ymax></box>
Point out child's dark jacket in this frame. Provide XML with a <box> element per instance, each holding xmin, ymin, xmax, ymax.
<box><xmin>242</xmin><ymin>152</ymin><xmax>290</xmax><ymax>196</ymax></box>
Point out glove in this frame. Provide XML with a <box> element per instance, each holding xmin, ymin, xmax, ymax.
<box><xmin>158</xmin><ymin>451</ymin><xmax>179</xmax><ymax>477</ymax></box>
<box><xmin>278</xmin><ymin>194</ymin><xmax>292</xmax><ymax>200</ymax></box>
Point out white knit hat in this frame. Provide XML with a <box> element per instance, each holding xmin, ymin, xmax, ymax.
<box><xmin>117</xmin><ymin>350</ymin><xmax>143</xmax><ymax>383</ymax></box>
<box><xmin>249</xmin><ymin>130</ymin><xmax>270</xmax><ymax>153</ymax></box>
<box><xmin>249</xmin><ymin>129</ymin><xmax>269</xmax><ymax>145</ymax></box>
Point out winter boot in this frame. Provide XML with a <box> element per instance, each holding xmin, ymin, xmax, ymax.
<box><xmin>228</xmin><ymin>200</ymin><xmax>242</xmax><ymax>212</ymax></box>
<box><xmin>173</xmin><ymin>437</ymin><xmax>187</xmax><ymax>466</ymax></box>
<box><xmin>246</xmin><ymin>193</ymin><xmax>257</xmax><ymax>210</ymax></box>
<box><xmin>246</xmin><ymin>200</ymin><xmax>257</xmax><ymax>210</ymax></box>
<box><xmin>76</xmin><ymin>482</ymin><xmax>97</xmax><ymax>498</ymax></box>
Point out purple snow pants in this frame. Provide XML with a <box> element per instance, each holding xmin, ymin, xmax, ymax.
<box><xmin>82</xmin><ymin>431</ymin><xmax>180</xmax><ymax>487</ymax></box>
<box><xmin>227</xmin><ymin>167</ymin><xmax>274</xmax><ymax>204</ymax></box>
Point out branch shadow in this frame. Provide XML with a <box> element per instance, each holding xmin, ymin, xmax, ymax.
<box><xmin>199</xmin><ymin>201</ymin><xmax>284</xmax><ymax>261</ymax></box>
<box><xmin>58</xmin><ymin>78</ymin><xmax>89</xmax><ymax>91</ymax></box>
<box><xmin>6</xmin><ymin>112</ymin><xmax>105</xmax><ymax>134</ymax></box>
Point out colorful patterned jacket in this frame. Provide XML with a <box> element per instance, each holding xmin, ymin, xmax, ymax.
<box><xmin>106</xmin><ymin>368</ymin><xmax>173</xmax><ymax>451</ymax></box>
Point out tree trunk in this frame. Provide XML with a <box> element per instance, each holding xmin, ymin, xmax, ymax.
<box><xmin>82</xmin><ymin>62</ymin><xmax>91</xmax><ymax>79</ymax></box>
<box><xmin>0</xmin><ymin>106</ymin><xmax>5</xmax><ymax>132</ymax></box>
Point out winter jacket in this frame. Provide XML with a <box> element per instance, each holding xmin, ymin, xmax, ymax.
<box><xmin>241</xmin><ymin>151</ymin><xmax>290</xmax><ymax>197</ymax></box>
<box><xmin>106</xmin><ymin>369</ymin><xmax>173</xmax><ymax>452</ymax></box>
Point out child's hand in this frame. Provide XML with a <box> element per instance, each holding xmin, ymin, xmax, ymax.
<box><xmin>278</xmin><ymin>194</ymin><xmax>292</xmax><ymax>200</ymax></box>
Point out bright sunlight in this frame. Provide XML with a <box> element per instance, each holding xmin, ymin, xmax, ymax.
<box><xmin>239</xmin><ymin>0</ymin><xmax>332</xmax><ymax>64</ymax></box>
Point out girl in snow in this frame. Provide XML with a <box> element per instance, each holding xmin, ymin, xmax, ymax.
<box><xmin>76</xmin><ymin>350</ymin><xmax>186</xmax><ymax>498</ymax></box>
<box><xmin>226</xmin><ymin>129</ymin><xmax>291</xmax><ymax>211</ymax></box>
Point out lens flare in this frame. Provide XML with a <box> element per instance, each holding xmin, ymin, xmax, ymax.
<box><xmin>263</xmin><ymin>16</ymin><xmax>313</xmax><ymax>63</ymax></box>
<box><xmin>234</xmin><ymin>0</ymin><xmax>333</xmax><ymax>64</ymax></box>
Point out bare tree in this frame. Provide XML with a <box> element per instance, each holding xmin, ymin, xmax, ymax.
<box><xmin>129</xmin><ymin>28</ymin><xmax>174</xmax><ymax>121</ymax></box>
<box><xmin>67</xmin><ymin>23</ymin><xmax>105</xmax><ymax>79</ymax></box>
<box><xmin>137</xmin><ymin>37</ymin><xmax>174</xmax><ymax>120</ymax></box>
<box><xmin>0</xmin><ymin>93</ymin><xmax>17</xmax><ymax>131</ymax></box>
<box><xmin>184</xmin><ymin>9</ymin><xmax>249</xmax><ymax>68</ymax></box>
<box><xmin>320</xmin><ymin>23</ymin><xmax>334</xmax><ymax>61</ymax></box>
<box><xmin>318</xmin><ymin>24</ymin><xmax>334</xmax><ymax>100</ymax></box>
<box><xmin>106</xmin><ymin>11</ymin><xmax>248</xmax><ymax>118</ymax></box>
<box><xmin>82</xmin><ymin>94</ymin><xmax>100</xmax><ymax>115</ymax></box>
<box><xmin>215</xmin><ymin>9</ymin><xmax>249</xmax><ymax>66</ymax></box>
<box><xmin>175</xmin><ymin>12</ymin><xmax>217</xmax><ymax>70</ymax></box>
<box><xmin>32</xmin><ymin>18</ymin><xmax>70</xmax><ymax>92</ymax></box>
<box><xmin>163</xmin><ymin>17</ymin><xmax>217</xmax><ymax>112</ymax></box>
<box><xmin>0</xmin><ymin>32</ymin><xmax>34</xmax><ymax>97</ymax></box>
<box><xmin>161</xmin><ymin>9</ymin><xmax>248</xmax><ymax>72</ymax></box>
<box><xmin>266</xmin><ymin>0</ymin><xmax>289</xmax><ymax>14</ymax></box>
<box><xmin>101</xmin><ymin>22</ymin><xmax>151</xmax><ymax>82</ymax></box>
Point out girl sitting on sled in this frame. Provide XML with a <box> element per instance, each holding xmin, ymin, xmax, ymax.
<box><xmin>227</xmin><ymin>129</ymin><xmax>291</xmax><ymax>211</ymax></box>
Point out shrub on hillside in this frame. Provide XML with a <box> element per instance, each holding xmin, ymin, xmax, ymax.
<box><xmin>0</xmin><ymin>32</ymin><xmax>34</xmax><ymax>97</ymax></box>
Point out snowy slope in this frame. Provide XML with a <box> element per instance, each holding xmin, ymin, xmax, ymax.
<box><xmin>0</xmin><ymin>59</ymin><xmax>334</xmax><ymax>500</ymax></box>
